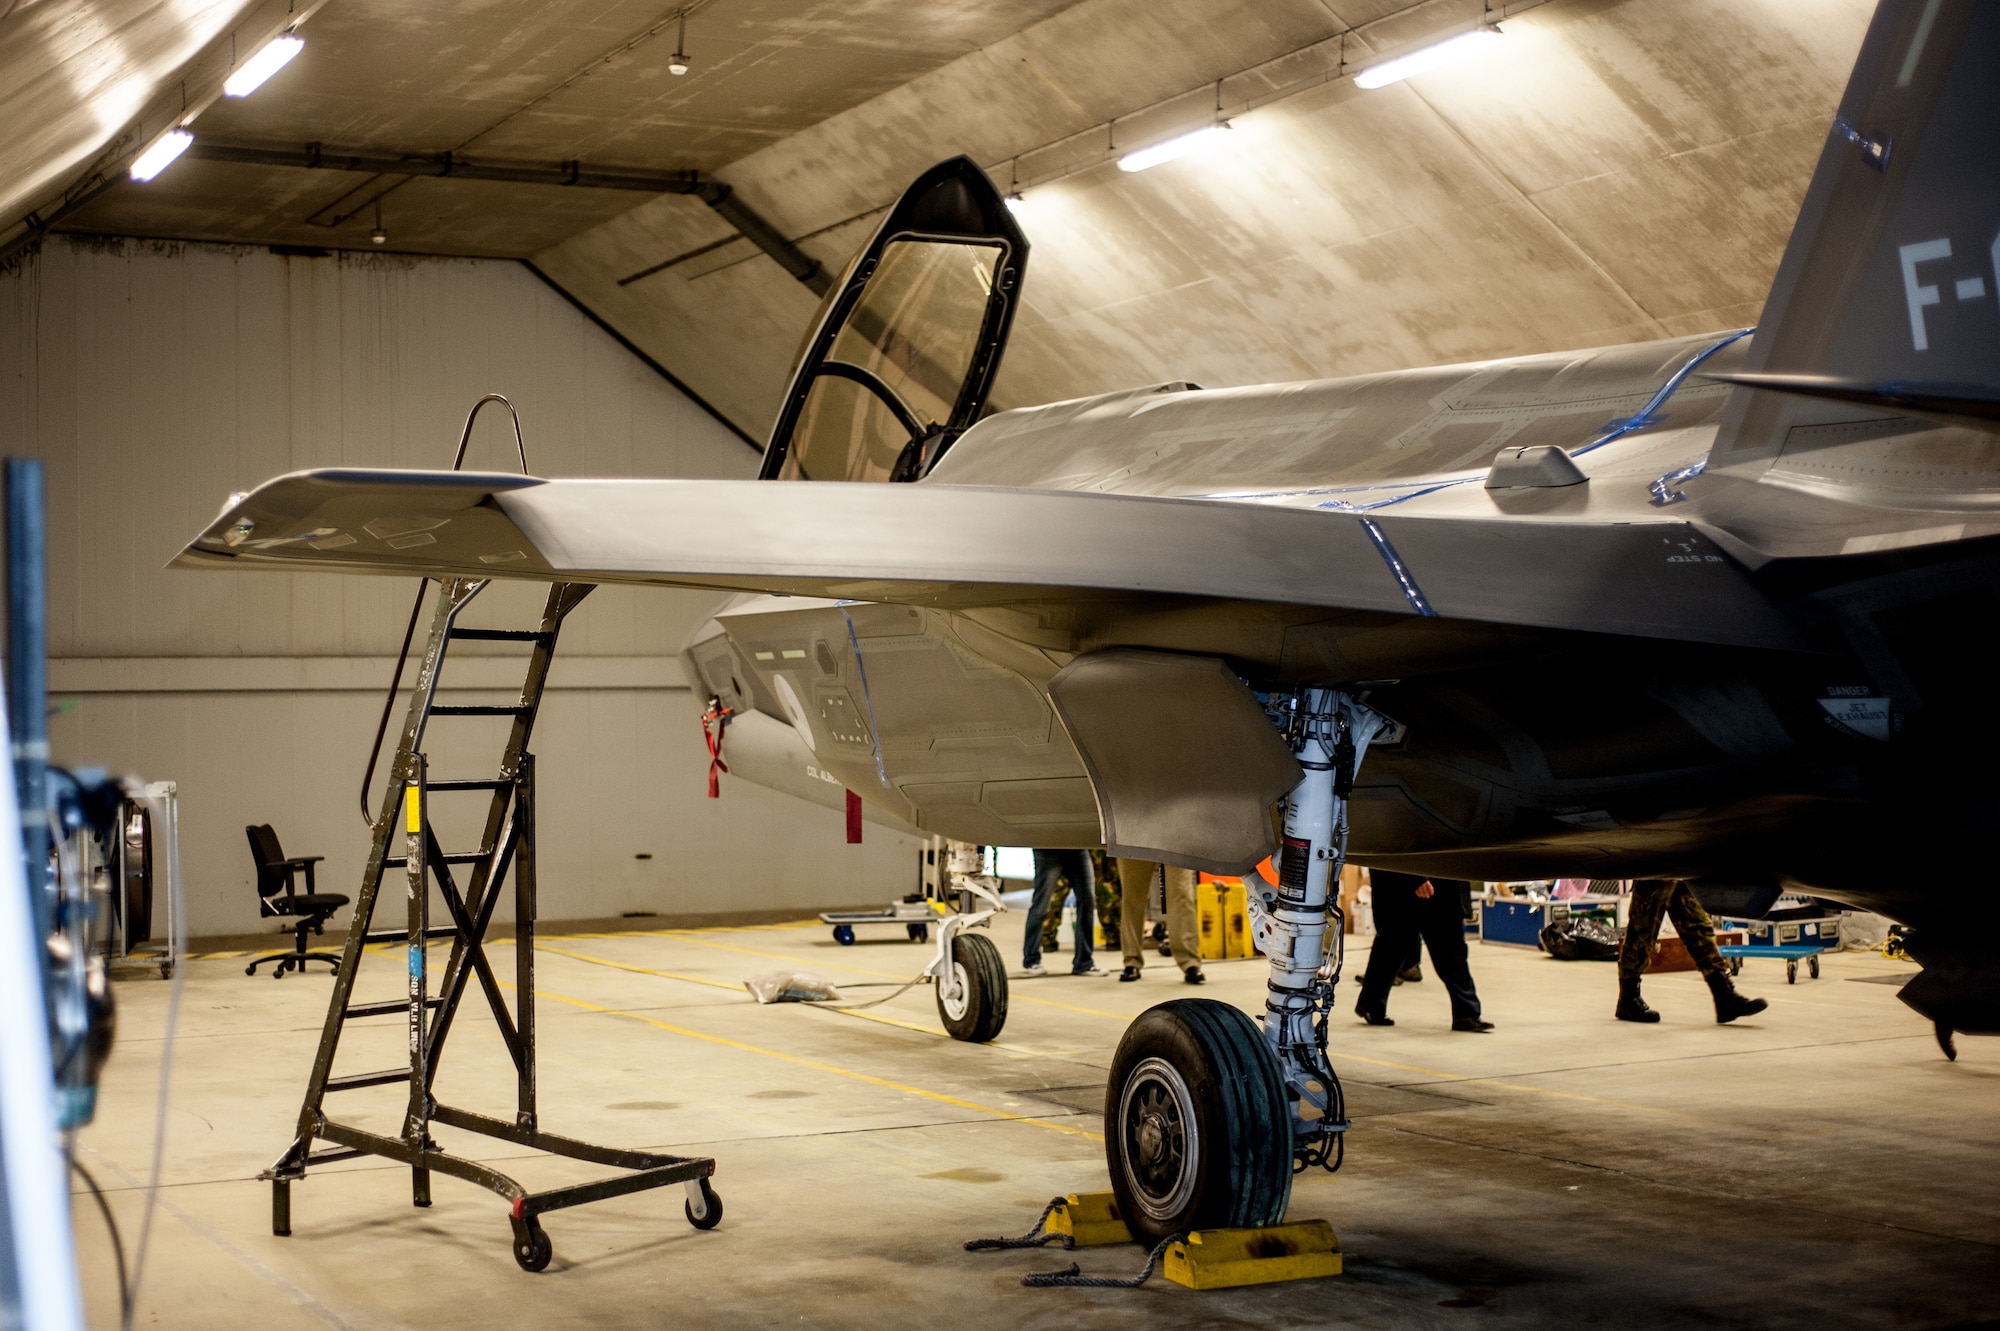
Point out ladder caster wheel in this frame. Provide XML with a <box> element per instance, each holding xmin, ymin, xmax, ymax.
<box><xmin>833</xmin><ymin>925</ymin><xmax>855</xmax><ymax>946</ymax></box>
<box><xmin>684</xmin><ymin>1180</ymin><xmax>723</xmax><ymax>1231</ymax></box>
<box><xmin>513</xmin><ymin>1219</ymin><xmax>552</xmax><ymax>1272</ymax></box>
<box><xmin>244</xmin><ymin>964</ymin><xmax>256</xmax><ymax>976</ymax></box>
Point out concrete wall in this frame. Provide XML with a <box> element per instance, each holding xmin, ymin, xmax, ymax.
<box><xmin>0</xmin><ymin>234</ymin><xmax>921</xmax><ymax>940</ymax></box>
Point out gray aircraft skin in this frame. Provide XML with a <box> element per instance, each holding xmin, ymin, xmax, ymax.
<box><xmin>177</xmin><ymin>0</ymin><xmax>2000</xmax><ymax>1035</ymax></box>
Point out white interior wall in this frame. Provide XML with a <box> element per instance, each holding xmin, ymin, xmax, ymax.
<box><xmin>0</xmin><ymin>234</ymin><xmax>921</xmax><ymax>940</ymax></box>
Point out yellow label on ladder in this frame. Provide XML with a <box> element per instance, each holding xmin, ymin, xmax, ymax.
<box><xmin>404</xmin><ymin>784</ymin><xmax>422</xmax><ymax>834</ymax></box>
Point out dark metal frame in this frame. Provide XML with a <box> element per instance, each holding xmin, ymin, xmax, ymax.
<box><xmin>263</xmin><ymin>577</ymin><xmax>716</xmax><ymax>1270</ymax></box>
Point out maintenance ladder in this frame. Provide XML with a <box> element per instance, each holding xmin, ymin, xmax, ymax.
<box><xmin>263</xmin><ymin>577</ymin><xmax>719</xmax><ymax>1271</ymax></box>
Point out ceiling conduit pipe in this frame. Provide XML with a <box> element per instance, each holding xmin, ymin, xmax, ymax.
<box><xmin>180</xmin><ymin>140</ymin><xmax>830</xmax><ymax>293</ymax></box>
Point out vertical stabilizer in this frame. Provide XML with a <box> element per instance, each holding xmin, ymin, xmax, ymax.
<box><xmin>1713</xmin><ymin>0</ymin><xmax>2000</xmax><ymax>456</ymax></box>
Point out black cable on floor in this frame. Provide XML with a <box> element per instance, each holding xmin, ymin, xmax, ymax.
<box><xmin>70</xmin><ymin>1154</ymin><xmax>131</xmax><ymax>1322</ymax></box>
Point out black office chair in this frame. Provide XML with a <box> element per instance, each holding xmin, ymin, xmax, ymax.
<box><xmin>244</xmin><ymin>824</ymin><xmax>348</xmax><ymax>977</ymax></box>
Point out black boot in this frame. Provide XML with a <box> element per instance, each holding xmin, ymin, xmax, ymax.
<box><xmin>1615</xmin><ymin>976</ymin><xmax>1659</xmax><ymax>1023</ymax></box>
<box><xmin>1705</xmin><ymin>970</ymin><xmax>1767</xmax><ymax>1024</ymax></box>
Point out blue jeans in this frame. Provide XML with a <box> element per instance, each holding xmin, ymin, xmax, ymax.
<box><xmin>1025</xmin><ymin>850</ymin><xmax>1094</xmax><ymax>972</ymax></box>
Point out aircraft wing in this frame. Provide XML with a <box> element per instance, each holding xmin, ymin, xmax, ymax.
<box><xmin>173</xmin><ymin>469</ymin><xmax>1806</xmax><ymax>652</ymax></box>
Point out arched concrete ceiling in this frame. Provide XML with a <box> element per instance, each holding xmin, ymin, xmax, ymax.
<box><xmin>21</xmin><ymin>0</ymin><xmax>1875</xmax><ymax>449</ymax></box>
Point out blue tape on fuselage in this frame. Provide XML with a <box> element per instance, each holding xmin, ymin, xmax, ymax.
<box><xmin>840</xmin><ymin>609</ymin><xmax>890</xmax><ymax>788</ymax></box>
<box><xmin>1359</xmin><ymin>518</ymin><xmax>1437</xmax><ymax>617</ymax></box>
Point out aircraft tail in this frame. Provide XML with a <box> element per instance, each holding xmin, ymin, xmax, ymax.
<box><xmin>1713</xmin><ymin>0</ymin><xmax>2000</xmax><ymax>448</ymax></box>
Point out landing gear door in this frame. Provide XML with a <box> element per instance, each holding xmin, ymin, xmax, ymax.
<box><xmin>759</xmin><ymin>156</ymin><xmax>1028</xmax><ymax>483</ymax></box>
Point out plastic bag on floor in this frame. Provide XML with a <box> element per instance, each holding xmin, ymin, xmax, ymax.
<box><xmin>1539</xmin><ymin>917</ymin><xmax>1623</xmax><ymax>961</ymax></box>
<box><xmin>744</xmin><ymin>970</ymin><xmax>842</xmax><ymax>1003</ymax></box>
<box><xmin>1838</xmin><ymin>911</ymin><xmax>1892</xmax><ymax>951</ymax></box>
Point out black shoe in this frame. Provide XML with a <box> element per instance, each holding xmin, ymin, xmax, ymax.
<box><xmin>1355</xmin><ymin>1006</ymin><xmax>1394</xmax><ymax>1027</ymax></box>
<box><xmin>1399</xmin><ymin>966</ymin><xmax>1424</xmax><ymax>983</ymax></box>
<box><xmin>1183</xmin><ymin>966</ymin><xmax>1205</xmax><ymax>985</ymax></box>
<box><xmin>1704</xmin><ymin>970</ymin><xmax>1767</xmax><ymax>1024</ymax></box>
<box><xmin>1452</xmin><ymin>1017</ymin><xmax>1495</xmax><ymax>1033</ymax></box>
<box><xmin>1615</xmin><ymin>977</ymin><xmax>1660</xmax><ymax>1023</ymax></box>
<box><xmin>1119</xmin><ymin>966</ymin><xmax>1142</xmax><ymax>982</ymax></box>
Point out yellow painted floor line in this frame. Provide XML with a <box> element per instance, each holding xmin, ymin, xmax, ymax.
<box><xmin>653</xmin><ymin>933</ymin><xmax>1141</xmax><ymax>1020</ymax></box>
<box><xmin>508</xmin><ymin>979</ymin><xmax>1104</xmax><ymax>1142</ymax></box>
<box><xmin>535</xmin><ymin>944</ymin><xmax>743</xmax><ymax>993</ymax></box>
<box><xmin>534</xmin><ymin>936</ymin><xmax>1684</xmax><ymax>1120</ymax></box>
<box><xmin>541</xmin><ymin>941</ymin><xmax>1086</xmax><ymax>1063</ymax></box>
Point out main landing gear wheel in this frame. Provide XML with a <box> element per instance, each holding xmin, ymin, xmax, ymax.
<box><xmin>512</xmin><ymin>1217</ymin><xmax>552</xmax><ymax>1272</ymax></box>
<box><xmin>1105</xmin><ymin>998</ymin><xmax>1293</xmax><ymax>1244</ymax></box>
<box><xmin>684</xmin><ymin>1178</ymin><xmax>723</xmax><ymax>1230</ymax></box>
<box><xmin>936</xmin><ymin>931</ymin><xmax>1008</xmax><ymax>1043</ymax></box>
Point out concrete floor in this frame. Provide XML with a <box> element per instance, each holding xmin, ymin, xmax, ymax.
<box><xmin>77</xmin><ymin>914</ymin><xmax>2000</xmax><ymax>1330</ymax></box>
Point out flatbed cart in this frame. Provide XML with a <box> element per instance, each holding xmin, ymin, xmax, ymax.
<box><xmin>1719</xmin><ymin>942</ymin><xmax>1828</xmax><ymax>983</ymax></box>
<box><xmin>819</xmin><ymin>895</ymin><xmax>938</xmax><ymax>944</ymax></box>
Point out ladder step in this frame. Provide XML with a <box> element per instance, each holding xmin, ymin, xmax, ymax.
<box><xmin>429</xmin><ymin>704</ymin><xmax>533</xmax><ymax>717</ymax></box>
<box><xmin>326</xmin><ymin>1069</ymin><xmax>411</xmax><ymax>1093</ymax></box>
<box><xmin>306</xmin><ymin>1148</ymin><xmax>364</xmax><ymax>1165</ymax></box>
<box><xmin>344</xmin><ymin>997</ymin><xmax>445</xmax><ymax>1018</ymax></box>
<box><xmin>428</xmin><ymin>778</ymin><xmax>513</xmax><ymax>791</ymax></box>
<box><xmin>381</xmin><ymin>852</ymin><xmax>489</xmax><ymax>868</ymax></box>
<box><xmin>362</xmin><ymin>927</ymin><xmax>460</xmax><ymax>945</ymax></box>
<box><xmin>447</xmin><ymin>628</ymin><xmax>551</xmax><ymax>642</ymax></box>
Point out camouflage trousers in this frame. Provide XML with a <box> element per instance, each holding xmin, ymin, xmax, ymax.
<box><xmin>1040</xmin><ymin>850</ymin><xmax>1123</xmax><ymax>951</ymax></box>
<box><xmin>1618</xmin><ymin>879</ymin><xmax>1725</xmax><ymax>980</ymax></box>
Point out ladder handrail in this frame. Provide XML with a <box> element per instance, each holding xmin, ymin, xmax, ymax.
<box><xmin>357</xmin><ymin>393</ymin><xmax>534</xmax><ymax>825</ymax></box>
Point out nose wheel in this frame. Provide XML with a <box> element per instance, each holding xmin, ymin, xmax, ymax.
<box><xmin>1105</xmin><ymin>999</ymin><xmax>1292</xmax><ymax>1243</ymax></box>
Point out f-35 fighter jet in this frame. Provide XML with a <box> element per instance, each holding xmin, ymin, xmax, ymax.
<box><xmin>181</xmin><ymin>0</ymin><xmax>2000</xmax><ymax>1242</ymax></box>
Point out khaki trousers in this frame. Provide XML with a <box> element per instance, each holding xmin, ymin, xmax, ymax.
<box><xmin>1116</xmin><ymin>858</ymin><xmax>1200</xmax><ymax>973</ymax></box>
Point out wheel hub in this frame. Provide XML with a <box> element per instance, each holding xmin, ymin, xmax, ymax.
<box><xmin>1117</xmin><ymin>1057</ymin><xmax>1200</xmax><ymax>1222</ymax></box>
<box><xmin>939</xmin><ymin>960</ymin><xmax>970</xmax><ymax>1021</ymax></box>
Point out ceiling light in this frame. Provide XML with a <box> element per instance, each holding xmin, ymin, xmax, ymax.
<box><xmin>224</xmin><ymin>33</ymin><xmax>304</xmax><ymax>98</ymax></box>
<box><xmin>1117</xmin><ymin>123</ymin><xmax>1230</xmax><ymax>173</ymax></box>
<box><xmin>1004</xmin><ymin>192</ymin><xmax>1027</xmax><ymax>214</ymax></box>
<box><xmin>669</xmin><ymin>11</ymin><xmax>690</xmax><ymax>74</ymax></box>
<box><xmin>370</xmin><ymin>225</ymin><xmax>387</xmax><ymax>245</ymax></box>
<box><xmin>1353</xmin><ymin>27</ymin><xmax>1501</xmax><ymax>89</ymax></box>
<box><xmin>129</xmin><ymin>129</ymin><xmax>193</xmax><ymax>182</ymax></box>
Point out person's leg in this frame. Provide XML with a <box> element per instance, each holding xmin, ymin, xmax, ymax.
<box><xmin>1041</xmin><ymin>871</ymin><xmax>1064</xmax><ymax>952</ymax></box>
<box><xmin>1400</xmin><ymin>934</ymin><xmax>1425</xmax><ymax>982</ymax></box>
<box><xmin>1024</xmin><ymin>851</ymin><xmax>1060</xmax><ymax>970</ymax></box>
<box><xmin>1066</xmin><ymin>852</ymin><xmax>1098</xmax><ymax>972</ymax></box>
<box><xmin>1667</xmin><ymin>881</ymin><xmax>1767</xmax><ymax>1023</ymax></box>
<box><xmin>1617</xmin><ymin>880</ymin><xmax>1670</xmax><ymax>1021</ymax></box>
<box><xmin>1162</xmin><ymin>866</ymin><xmax>1201</xmax><ymax>975</ymax></box>
<box><xmin>1356</xmin><ymin>897</ymin><xmax>1414</xmax><ymax>1022</ymax></box>
<box><xmin>1420</xmin><ymin>886</ymin><xmax>1485</xmax><ymax>1027</ymax></box>
<box><xmin>1116</xmin><ymin>858</ymin><xmax>1159</xmax><ymax>976</ymax></box>
<box><xmin>1094</xmin><ymin>852</ymin><xmax>1122</xmax><ymax>952</ymax></box>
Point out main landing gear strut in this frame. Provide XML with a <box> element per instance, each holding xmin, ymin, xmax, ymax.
<box><xmin>1105</xmin><ymin>688</ymin><xmax>1388</xmax><ymax>1243</ymax></box>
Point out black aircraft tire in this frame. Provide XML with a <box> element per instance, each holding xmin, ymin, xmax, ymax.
<box><xmin>1105</xmin><ymin>998</ymin><xmax>1293</xmax><ymax>1244</ymax></box>
<box><xmin>935</xmin><ymin>932</ymin><xmax>1008</xmax><ymax>1043</ymax></box>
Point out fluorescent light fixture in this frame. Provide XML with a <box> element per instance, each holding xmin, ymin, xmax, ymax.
<box><xmin>1353</xmin><ymin>27</ymin><xmax>1501</xmax><ymax>89</ymax></box>
<box><xmin>224</xmin><ymin>33</ymin><xmax>304</xmax><ymax>97</ymax></box>
<box><xmin>129</xmin><ymin>129</ymin><xmax>193</xmax><ymax>182</ymax></box>
<box><xmin>1117</xmin><ymin>123</ymin><xmax>1230</xmax><ymax>173</ymax></box>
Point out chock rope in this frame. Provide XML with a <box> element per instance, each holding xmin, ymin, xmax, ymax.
<box><xmin>1021</xmin><ymin>1233</ymin><xmax>1182</xmax><ymax>1289</ymax></box>
<box><xmin>700</xmin><ymin>697</ymin><xmax>733</xmax><ymax>798</ymax></box>
<box><xmin>808</xmin><ymin>971</ymin><xmax>929</xmax><ymax>1013</ymax></box>
<box><xmin>964</xmin><ymin>1197</ymin><xmax>1073</xmax><ymax>1252</ymax></box>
